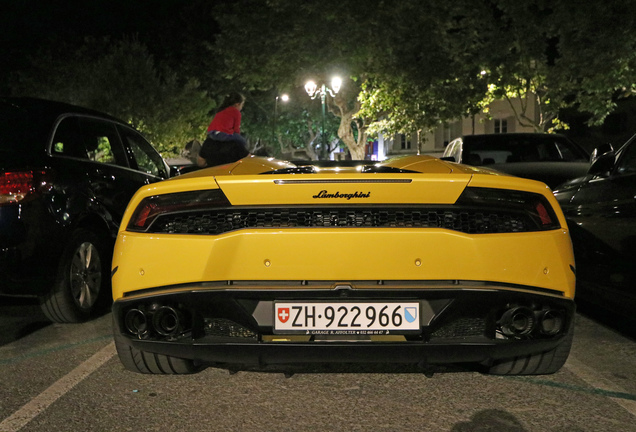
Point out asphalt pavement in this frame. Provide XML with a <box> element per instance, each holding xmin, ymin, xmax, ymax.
<box><xmin>1</xmin><ymin>297</ymin><xmax>636</xmax><ymax>432</ymax></box>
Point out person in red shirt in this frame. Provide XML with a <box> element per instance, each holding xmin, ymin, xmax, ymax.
<box><xmin>198</xmin><ymin>92</ymin><xmax>249</xmax><ymax>167</ymax></box>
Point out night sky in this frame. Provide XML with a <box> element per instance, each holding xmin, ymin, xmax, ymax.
<box><xmin>1</xmin><ymin>0</ymin><xmax>199</xmax><ymax>82</ymax></box>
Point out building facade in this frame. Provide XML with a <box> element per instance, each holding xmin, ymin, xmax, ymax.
<box><xmin>382</xmin><ymin>97</ymin><xmax>540</xmax><ymax>159</ymax></box>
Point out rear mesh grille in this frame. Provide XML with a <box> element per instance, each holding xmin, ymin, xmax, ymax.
<box><xmin>149</xmin><ymin>206</ymin><xmax>535</xmax><ymax>235</ymax></box>
<box><xmin>430</xmin><ymin>317</ymin><xmax>487</xmax><ymax>339</ymax></box>
<box><xmin>204</xmin><ymin>318</ymin><xmax>257</xmax><ymax>340</ymax></box>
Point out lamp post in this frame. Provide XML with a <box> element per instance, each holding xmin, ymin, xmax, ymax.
<box><xmin>274</xmin><ymin>94</ymin><xmax>289</xmax><ymax>144</ymax></box>
<box><xmin>305</xmin><ymin>76</ymin><xmax>342</xmax><ymax>160</ymax></box>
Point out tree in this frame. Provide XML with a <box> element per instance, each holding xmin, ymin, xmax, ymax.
<box><xmin>430</xmin><ymin>0</ymin><xmax>636</xmax><ymax>131</ymax></box>
<box><xmin>8</xmin><ymin>0</ymin><xmax>635</xmax><ymax>157</ymax></box>
<box><xmin>10</xmin><ymin>38</ymin><xmax>213</xmax><ymax>156</ymax></box>
<box><xmin>210</xmin><ymin>0</ymin><xmax>636</xmax><ymax>142</ymax></box>
<box><xmin>356</xmin><ymin>0</ymin><xmax>636</xmax><ymax>135</ymax></box>
<box><xmin>238</xmin><ymin>88</ymin><xmax>342</xmax><ymax>160</ymax></box>
<box><xmin>544</xmin><ymin>0</ymin><xmax>636</xmax><ymax>128</ymax></box>
<box><xmin>210</xmin><ymin>0</ymin><xmax>384</xmax><ymax>159</ymax></box>
<box><xmin>206</xmin><ymin>1</ymin><xmax>488</xmax><ymax>153</ymax></box>
<box><xmin>356</xmin><ymin>1</ymin><xmax>493</xmax><ymax>139</ymax></box>
<box><xmin>449</xmin><ymin>0</ymin><xmax>636</xmax><ymax>131</ymax></box>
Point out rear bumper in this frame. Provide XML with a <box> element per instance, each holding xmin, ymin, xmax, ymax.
<box><xmin>112</xmin><ymin>228</ymin><xmax>576</xmax><ymax>299</ymax></box>
<box><xmin>122</xmin><ymin>336</ymin><xmax>572</xmax><ymax>371</ymax></box>
<box><xmin>113</xmin><ymin>284</ymin><xmax>575</xmax><ymax>368</ymax></box>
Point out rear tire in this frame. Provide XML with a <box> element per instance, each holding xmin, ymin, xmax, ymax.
<box><xmin>113</xmin><ymin>332</ymin><xmax>202</xmax><ymax>374</ymax></box>
<box><xmin>39</xmin><ymin>228</ymin><xmax>110</xmax><ymax>323</ymax></box>
<box><xmin>487</xmin><ymin>328</ymin><xmax>574</xmax><ymax>375</ymax></box>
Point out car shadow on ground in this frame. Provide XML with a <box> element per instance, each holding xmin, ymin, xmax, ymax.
<box><xmin>0</xmin><ymin>295</ymin><xmax>50</xmax><ymax>347</ymax></box>
<box><xmin>207</xmin><ymin>361</ymin><xmax>480</xmax><ymax>378</ymax></box>
<box><xmin>576</xmin><ymin>299</ymin><xmax>636</xmax><ymax>341</ymax></box>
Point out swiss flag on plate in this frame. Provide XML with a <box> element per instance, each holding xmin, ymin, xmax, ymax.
<box><xmin>277</xmin><ymin>307</ymin><xmax>290</xmax><ymax>323</ymax></box>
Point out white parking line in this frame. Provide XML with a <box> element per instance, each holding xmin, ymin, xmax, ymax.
<box><xmin>0</xmin><ymin>342</ymin><xmax>116</xmax><ymax>432</ymax></box>
<box><xmin>566</xmin><ymin>355</ymin><xmax>636</xmax><ymax>417</ymax></box>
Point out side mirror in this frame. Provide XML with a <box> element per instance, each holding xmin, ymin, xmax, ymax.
<box><xmin>590</xmin><ymin>143</ymin><xmax>614</xmax><ymax>165</ymax></box>
<box><xmin>588</xmin><ymin>150</ymin><xmax>616</xmax><ymax>176</ymax></box>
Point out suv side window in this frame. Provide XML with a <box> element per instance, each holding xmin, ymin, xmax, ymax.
<box><xmin>51</xmin><ymin>116</ymin><xmax>88</xmax><ymax>159</ymax></box>
<box><xmin>78</xmin><ymin>117</ymin><xmax>128</xmax><ymax>167</ymax></box>
<box><xmin>118</xmin><ymin>126</ymin><xmax>168</xmax><ymax>179</ymax></box>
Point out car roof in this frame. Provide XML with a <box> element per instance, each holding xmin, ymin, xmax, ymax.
<box><xmin>461</xmin><ymin>133</ymin><xmax>569</xmax><ymax>142</ymax></box>
<box><xmin>0</xmin><ymin>97</ymin><xmax>124</xmax><ymax>156</ymax></box>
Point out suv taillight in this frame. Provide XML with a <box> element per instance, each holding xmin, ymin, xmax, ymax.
<box><xmin>0</xmin><ymin>170</ymin><xmax>46</xmax><ymax>205</ymax></box>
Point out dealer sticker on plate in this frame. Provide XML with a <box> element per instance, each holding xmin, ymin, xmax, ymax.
<box><xmin>273</xmin><ymin>302</ymin><xmax>421</xmax><ymax>335</ymax></box>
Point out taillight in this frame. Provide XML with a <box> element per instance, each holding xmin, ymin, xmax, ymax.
<box><xmin>535</xmin><ymin>202</ymin><xmax>553</xmax><ymax>226</ymax></box>
<box><xmin>456</xmin><ymin>187</ymin><xmax>560</xmax><ymax>231</ymax></box>
<box><xmin>0</xmin><ymin>170</ymin><xmax>45</xmax><ymax>205</ymax></box>
<box><xmin>132</xmin><ymin>202</ymin><xmax>159</xmax><ymax>229</ymax></box>
<box><xmin>128</xmin><ymin>189</ymin><xmax>231</xmax><ymax>232</ymax></box>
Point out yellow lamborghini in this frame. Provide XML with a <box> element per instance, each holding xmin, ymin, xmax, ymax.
<box><xmin>111</xmin><ymin>155</ymin><xmax>575</xmax><ymax>375</ymax></box>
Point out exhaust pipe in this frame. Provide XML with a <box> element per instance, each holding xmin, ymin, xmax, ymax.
<box><xmin>539</xmin><ymin>309</ymin><xmax>564</xmax><ymax>335</ymax></box>
<box><xmin>152</xmin><ymin>306</ymin><xmax>184</xmax><ymax>336</ymax></box>
<box><xmin>124</xmin><ymin>308</ymin><xmax>149</xmax><ymax>338</ymax></box>
<box><xmin>499</xmin><ymin>306</ymin><xmax>535</xmax><ymax>337</ymax></box>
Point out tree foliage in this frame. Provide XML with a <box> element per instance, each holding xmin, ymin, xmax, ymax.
<box><xmin>238</xmin><ymin>87</ymin><xmax>342</xmax><ymax>160</ymax></box>
<box><xmin>211</xmin><ymin>0</ymin><xmax>382</xmax><ymax>159</ymax></box>
<box><xmin>5</xmin><ymin>0</ymin><xmax>636</xmax><ymax>159</ymax></box>
<box><xmin>460</xmin><ymin>0</ymin><xmax>636</xmax><ymax>131</ymax></box>
<box><xmin>9</xmin><ymin>37</ymin><xmax>213</xmax><ymax>156</ymax></box>
<box><xmin>544</xmin><ymin>0</ymin><xmax>636</xmax><ymax>127</ymax></box>
<box><xmin>211</xmin><ymin>0</ymin><xmax>636</xmax><ymax>142</ymax></box>
<box><xmin>356</xmin><ymin>2</ymin><xmax>491</xmax><ymax>137</ymax></box>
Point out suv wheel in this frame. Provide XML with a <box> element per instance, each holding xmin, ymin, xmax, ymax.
<box><xmin>40</xmin><ymin>228</ymin><xmax>109</xmax><ymax>323</ymax></box>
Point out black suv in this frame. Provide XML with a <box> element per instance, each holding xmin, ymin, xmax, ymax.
<box><xmin>554</xmin><ymin>134</ymin><xmax>636</xmax><ymax>320</ymax></box>
<box><xmin>0</xmin><ymin>97</ymin><xmax>169</xmax><ymax>322</ymax></box>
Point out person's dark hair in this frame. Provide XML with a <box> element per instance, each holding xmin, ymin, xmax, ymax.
<box><xmin>217</xmin><ymin>92</ymin><xmax>245</xmax><ymax>112</ymax></box>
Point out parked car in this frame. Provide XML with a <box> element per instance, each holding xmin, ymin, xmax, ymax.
<box><xmin>553</xmin><ymin>133</ymin><xmax>636</xmax><ymax>319</ymax></box>
<box><xmin>442</xmin><ymin>133</ymin><xmax>590</xmax><ymax>189</ymax></box>
<box><xmin>0</xmin><ymin>97</ymin><xmax>170</xmax><ymax>322</ymax></box>
<box><xmin>112</xmin><ymin>154</ymin><xmax>575</xmax><ymax>376</ymax></box>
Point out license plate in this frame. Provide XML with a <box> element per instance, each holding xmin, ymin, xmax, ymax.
<box><xmin>273</xmin><ymin>302</ymin><xmax>421</xmax><ymax>335</ymax></box>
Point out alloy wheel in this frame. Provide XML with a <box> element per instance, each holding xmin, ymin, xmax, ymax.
<box><xmin>69</xmin><ymin>242</ymin><xmax>102</xmax><ymax>309</ymax></box>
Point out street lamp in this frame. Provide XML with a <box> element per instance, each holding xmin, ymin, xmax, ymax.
<box><xmin>305</xmin><ymin>76</ymin><xmax>342</xmax><ymax>159</ymax></box>
<box><xmin>274</xmin><ymin>94</ymin><xmax>289</xmax><ymax>143</ymax></box>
